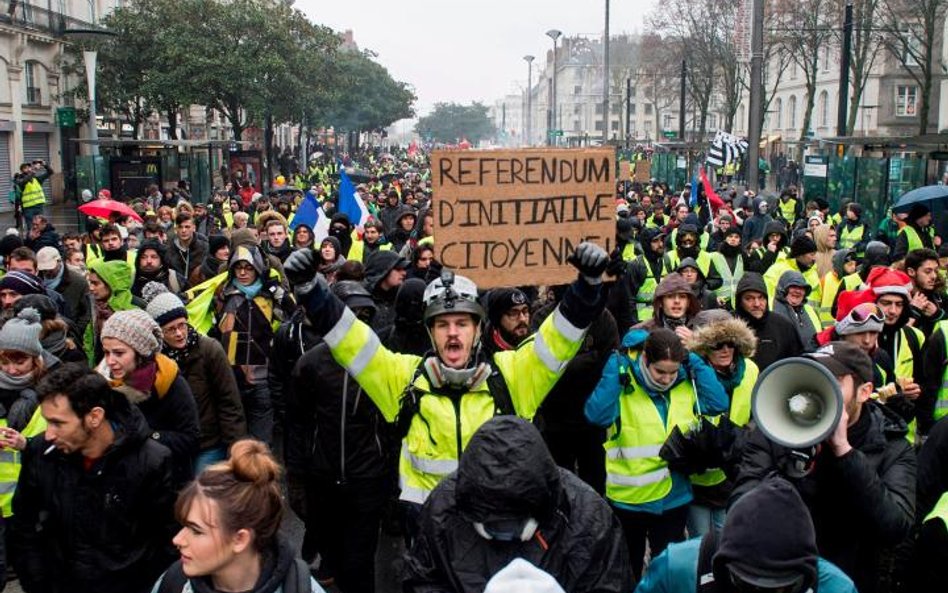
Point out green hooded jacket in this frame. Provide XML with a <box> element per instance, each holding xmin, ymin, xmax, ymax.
<box><xmin>84</xmin><ymin>259</ymin><xmax>136</xmax><ymax>362</ymax></box>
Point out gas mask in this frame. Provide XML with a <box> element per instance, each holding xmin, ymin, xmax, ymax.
<box><xmin>473</xmin><ymin>517</ymin><xmax>539</xmax><ymax>542</ymax></box>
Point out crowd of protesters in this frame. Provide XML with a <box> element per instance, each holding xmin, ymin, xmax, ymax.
<box><xmin>0</xmin><ymin>143</ymin><xmax>945</xmax><ymax>593</ymax></box>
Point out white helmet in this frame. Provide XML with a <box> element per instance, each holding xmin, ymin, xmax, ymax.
<box><xmin>423</xmin><ymin>271</ymin><xmax>484</xmax><ymax>324</ymax></box>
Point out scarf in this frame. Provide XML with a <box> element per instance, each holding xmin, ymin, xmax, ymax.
<box><xmin>163</xmin><ymin>325</ymin><xmax>200</xmax><ymax>364</ymax></box>
<box><xmin>637</xmin><ymin>353</ymin><xmax>674</xmax><ymax>394</ymax></box>
<box><xmin>94</xmin><ymin>298</ymin><xmax>114</xmax><ymax>335</ymax></box>
<box><xmin>660</xmin><ymin>313</ymin><xmax>688</xmax><ymax>330</ymax></box>
<box><xmin>715</xmin><ymin>357</ymin><xmax>746</xmax><ymax>395</ymax></box>
<box><xmin>491</xmin><ymin>328</ymin><xmax>516</xmax><ymax>352</ymax></box>
<box><xmin>41</xmin><ymin>327</ymin><xmax>69</xmax><ymax>357</ymax></box>
<box><xmin>0</xmin><ymin>369</ymin><xmax>35</xmax><ymax>392</ymax></box>
<box><xmin>110</xmin><ymin>360</ymin><xmax>157</xmax><ymax>404</ymax></box>
<box><xmin>233</xmin><ymin>278</ymin><xmax>263</xmax><ymax>300</ymax></box>
<box><xmin>43</xmin><ymin>263</ymin><xmax>65</xmax><ymax>291</ymax></box>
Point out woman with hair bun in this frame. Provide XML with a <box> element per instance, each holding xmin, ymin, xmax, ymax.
<box><xmin>154</xmin><ymin>439</ymin><xmax>326</xmax><ymax>593</ymax></box>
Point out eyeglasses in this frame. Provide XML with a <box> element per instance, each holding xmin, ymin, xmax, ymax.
<box><xmin>849</xmin><ymin>302</ymin><xmax>885</xmax><ymax>324</ymax></box>
<box><xmin>161</xmin><ymin>321</ymin><xmax>189</xmax><ymax>337</ymax></box>
<box><xmin>711</xmin><ymin>341</ymin><xmax>736</xmax><ymax>351</ymax></box>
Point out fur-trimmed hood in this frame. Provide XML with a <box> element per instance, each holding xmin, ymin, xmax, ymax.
<box><xmin>254</xmin><ymin>209</ymin><xmax>289</xmax><ymax>233</ymax></box>
<box><xmin>687</xmin><ymin>315</ymin><xmax>757</xmax><ymax>359</ymax></box>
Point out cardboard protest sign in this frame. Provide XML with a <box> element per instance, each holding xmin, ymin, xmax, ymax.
<box><xmin>620</xmin><ymin>160</ymin><xmax>631</xmax><ymax>181</ymax></box>
<box><xmin>431</xmin><ymin>148</ymin><xmax>615</xmax><ymax>288</ymax></box>
<box><xmin>634</xmin><ymin>160</ymin><xmax>651</xmax><ymax>183</ymax></box>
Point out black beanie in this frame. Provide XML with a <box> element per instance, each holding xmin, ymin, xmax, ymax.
<box><xmin>486</xmin><ymin>288</ymin><xmax>528</xmax><ymax>327</ymax></box>
<box><xmin>0</xmin><ymin>234</ymin><xmax>23</xmax><ymax>258</ymax></box>
<box><xmin>208</xmin><ymin>234</ymin><xmax>230</xmax><ymax>256</ymax></box>
<box><xmin>789</xmin><ymin>235</ymin><xmax>817</xmax><ymax>258</ymax></box>
<box><xmin>712</xmin><ymin>476</ymin><xmax>818</xmax><ymax>590</ymax></box>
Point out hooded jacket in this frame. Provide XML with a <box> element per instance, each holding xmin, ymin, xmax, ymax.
<box><xmin>746</xmin><ymin>220</ymin><xmax>789</xmax><ymax>273</ymax></box>
<box><xmin>85</xmin><ymin>259</ymin><xmax>139</xmax><ymax>364</ymax></box>
<box><xmin>403</xmin><ymin>417</ymin><xmax>634</xmax><ymax>592</ymax></box>
<box><xmin>388</xmin><ymin>204</ymin><xmax>417</xmax><ymax>253</ymax></box>
<box><xmin>131</xmin><ymin>241</ymin><xmax>187</xmax><ymax>298</ymax></box>
<box><xmin>741</xmin><ymin>197</ymin><xmax>774</xmax><ymax>247</ymax></box>
<box><xmin>10</xmin><ymin>401</ymin><xmax>178</xmax><ymax>593</ymax></box>
<box><xmin>329</xmin><ymin>212</ymin><xmax>353</xmax><ymax>257</ymax></box>
<box><xmin>772</xmin><ymin>270</ymin><xmax>818</xmax><ymax>351</ymax></box>
<box><xmin>363</xmin><ymin>250</ymin><xmax>405</xmax><ymax>332</ymax></box>
<box><xmin>635</xmin><ymin>272</ymin><xmax>701</xmax><ymax>332</ymax></box>
<box><xmin>609</xmin><ymin>227</ymin><xmax>665</xmax><ymax>330</ymax></box>
<box><xmin>732</xmin><ymin>402</ymin><xmax>916</xmax><ymax>593</ymax></box>
<box><xmin>379</xmin><ymin>278</ymin><xmax>429</xmax><ymax>356</ymax></box>
<box><xmin>734</xmin><ymin>272</ymin><xmax>804</xmax><ymax>370</ymax></box>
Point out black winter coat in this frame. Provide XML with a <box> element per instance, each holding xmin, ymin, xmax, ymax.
<box><xmin>403</xmin><ymin>417</ymin><xmax>632</xmax><ymax>592</ymax></box>
<box><xmin>731</xmin><ymin>402</ymin><xmax>916</xmax><ymax>593</ymax></box>
<box><xmin>286</xmin><ymin>342</ymin><xmax>391</xmax><ymax>480</ymax></box>
<box><xmin>268</xmin><ymin>308</ymin><xmax>321</xmax><ymax>424</ymax></box>
<box><xmin>10</xmin><ymin>403</ymin><xmax>177</xmax><ymax>593</ymax></box>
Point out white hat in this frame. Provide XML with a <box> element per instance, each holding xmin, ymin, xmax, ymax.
<box><xmin>483</xmin><ymin>559</ymin><xmax>566</xmax><ymax>593</ymax></box>
<box><xmin>36</xmin><ymin>246</ymin><xmax>62</xmax><ymax>271</ymax></box>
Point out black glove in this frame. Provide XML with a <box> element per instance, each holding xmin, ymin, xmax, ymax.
<box><xmin>605</xmin><ymin>248</ymin><xmax>627</xmax><ymax>278</ymax></box>
<box><xmin>284</xmin><ymin>249</ymin><xmax>329</xmax><ymax>307</ymax></box>
<box><xmin>567</xmin><ymin>242</ymin><xmax>609</xmax><ymax>285</ymax></box>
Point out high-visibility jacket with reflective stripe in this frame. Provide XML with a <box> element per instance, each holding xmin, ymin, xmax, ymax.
<box><xmin>347</xmin><ymin>240</ymin><xmax>392</xmax><ymax>264</ymax></box>
<box><xmin>634</xmin><ymin>255</ymin><xmax>659</xmax><ymax>322</ymax></box>
<box><xmin>0</xmin><ymin>407</ymin><xmax>46</xmax><ymax>517</ymax></box>
<box><xmin>933</xmin><ymin>322</ymin><xmax>948</xmax><ymax>422</ymax></box>
<box><xmin>819</xmin><ymin>272</ymin><xmax>862</xmax><ymax>328</ymax></box>
<box><xmin>925</xmin><ymin>491</ymin><xmax>948</xmax><ymax>528</ymax></box>
<box><xmin>668</xmin><ymin>229</ymin><xmax>710</xmax><ymax>251</ymax></box>
<box><xmin>663</xmin><ymin>250</ymin><xmax>712</xmax><ymax>278</ymax></box>
<box><xmin>604</xmin><ymin>366</ymin><xmax>697</xmax><ymax>506</ymax></box>
<box><xmin>20</xmin><ymin>178</ymin><xmax>46</xmax><ymax>209</ymax></box>
<box><xmin>323</xmin><ymin>305</ymin><xmax>586</xmax><ymax>505</ymax></box>
<box><xmin>838</xmin><ymin>224</ymin><xmax>866</xmax><ymax>250</ymax></box>
<box><xmin>894</xmin><ymin>325</ymin><xmax>924</xmax><ymax>444</ymax></box>
<box><xmin>691</xmin><ymin>359</ymin><xmax>758</xmax><ymax>487</ymax></box>
<box><xmin>710</xmin><ymin>252</ymin><xmax>743</xmax><ymax>304</ymax></box>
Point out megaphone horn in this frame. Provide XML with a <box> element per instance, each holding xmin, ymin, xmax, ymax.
<box><xmin>752</xmin><ymin>357</ymin><xmax>844</xmax><ymax>449</ymax></box>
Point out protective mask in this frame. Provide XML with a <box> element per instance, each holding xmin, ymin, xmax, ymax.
<box><xmin>473</xmin><ymin>517</ymin><xmax>539</xmax><ymax>542</ymax></box>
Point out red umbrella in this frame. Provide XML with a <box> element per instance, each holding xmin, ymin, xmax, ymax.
<box><xmin>78</xmin><ymin>199</ymin><xmax>143</xmax><ymax>223</ymax></box>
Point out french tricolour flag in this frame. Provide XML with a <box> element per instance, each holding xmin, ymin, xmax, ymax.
<box><xmin>338</xmin><ymin>166</ymin><xmax>370</xmax><ymax>228</ymax></box>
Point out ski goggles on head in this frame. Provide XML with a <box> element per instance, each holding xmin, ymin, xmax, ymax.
<box><xmin>849</xmin><ymin>302</ymin><xmax>885</xmax><ymax>325</ymax></box>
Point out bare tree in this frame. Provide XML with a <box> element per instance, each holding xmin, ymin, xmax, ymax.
<box><xmin>843</xmin><ymin>0</ymin><xmax>886</xmax><ymax>134</ymax></box>
<box><xmin>637</xmin><ymin>34</ymin><xmax>682</xmax><ymax>139</ymax></box>
<box><xmin>880</xmin><ymin>0</ymin><xmax>948</xmax><ymax>134</ymax></box>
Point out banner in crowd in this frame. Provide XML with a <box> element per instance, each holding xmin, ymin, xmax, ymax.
<box><xmin>431</xmin><ymin>148</ymin><xmax>615</xmax><ymax>288</ymax></box>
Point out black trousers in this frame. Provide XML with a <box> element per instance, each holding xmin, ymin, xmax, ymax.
<box><xmin>612</xmin><ymin>504</ymin><xmax>689</xmax><ymax>581</ymax></box>
<box><xmin>542</xmin><ymin>426</ymin><xmax>607</xmax><ymax>494</ymax></box>
<box><xmin>303</xmin><ymin>475</ymin><xmax>388</xmax><ymax>593</ymax></box>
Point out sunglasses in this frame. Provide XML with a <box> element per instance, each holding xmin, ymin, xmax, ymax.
<box><xmin>711</xmin><ymin>341</ymin><xmax>736</xmax><ymax>351</ymax></box>
<box><xmin>849</xmin><ymin>302</ymin><xmax>885</xmax><ymax>324</ymax></box>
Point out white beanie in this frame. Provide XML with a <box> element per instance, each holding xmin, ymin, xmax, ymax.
<box><xmin>483</xmin><ymin>559</ymin><xmax>566</xmax><ymax>593</ymax></box>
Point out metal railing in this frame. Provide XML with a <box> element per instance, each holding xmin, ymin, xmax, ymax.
<box><xmin>0</xmin><ymin>1</ymin><xmax>96</xmax><ymax>37</ymax></box>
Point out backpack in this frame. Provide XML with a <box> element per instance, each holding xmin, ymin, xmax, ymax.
<box><xmin>394</xmin><ymin>359</ymin><xmax>515</xmax><ymax>441</ymax></box>
<box><xmin>157</xmin><ymin>558</ymin><xmax>312</xmax><ymax>593</ymax></box>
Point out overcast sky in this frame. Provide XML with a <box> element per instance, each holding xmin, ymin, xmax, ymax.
<box><xmin>296</xmin><ymin>0</ymin><xmax>659</xmax><ymax>116</ymax></box>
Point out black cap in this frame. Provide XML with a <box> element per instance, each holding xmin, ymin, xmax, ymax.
<box><xmin>805</xmin><ymin>341</ymin><xmax>874</xmax><ymax>385</ymax></box>
<box><xmin>789</xmin><ymin>235</ymin><xmax>817</xmax><ymax>258</ymax></box>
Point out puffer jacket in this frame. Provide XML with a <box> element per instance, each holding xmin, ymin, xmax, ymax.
<box><xmin>732</xmin><ymin>402</ymin><xmax>916</xmax><ymax>593</ymax></box>
<box><xmin>10</xmin><ymin>402</ymin><xmax>177</xmax><ymax>593</ymax></box>
<box><xmin>403</xmin><ymin>417</ymin><xmax>634</xmax><ymax>592</ymax></box>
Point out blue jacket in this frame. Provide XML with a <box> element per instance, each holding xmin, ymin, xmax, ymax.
<box><xmin>585</xmin><ymin>329</ymin><xmax>729</xmax><ymax>513</ymax></box>
<box><xmin>635</xmin><ymin>538</ymin><xmax>858</xmax><ymax>593</ymax></box>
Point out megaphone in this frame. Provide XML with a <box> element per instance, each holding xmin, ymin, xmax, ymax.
<box><xmin>752</xmin><ymin>357</ymin><xmax>843</xmax><ymax>449</ymax></box>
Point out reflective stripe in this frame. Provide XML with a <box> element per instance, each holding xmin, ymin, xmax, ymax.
<box><xmin>0</xmin><ymin>451</ymin><xmax>17</xmax><ymax>464</ymax></box>
<box><xmin>636</xmin><ymin>294</ymin><xmax>654</xmax><ymax>309</ymax></box>
<box><xmin>401</xmin><ymin>445</ymin><xmax>458</xmax><ymax>475</ymax></box>
<box><xmin>324</xmin><ymin>307</ymin><xmax>357</xmax><ymax>349</ymax></box>
<box><xmin>0</xmin><ymin>481</ymin><xmax>16</xmax><ymax>495</ymax></box>
<box><xmin>399</xmin><ymin>480</ymin><xmax>432</xmax><ymax>505</ymax></box>
<box><xmin>605</xmin><ymin>445</ymin><xmax>663</xmax><ymax>459</ymax></box>
<box><xmin>533</xmin><ymin>332</ymin><xmax>564</xmax><ymax>374</ymax></box>
<box><xmin>347</xmin><ymin>332</ymin><xmax>380</xmax><ymax>377</ymax></box>
<box><xmin>937</xmin><ymin>400</ymin><xmax>948</xmax><ymax>409</ymax></box>
<box><xmin>552</xmin><ymin>308</ymin><xmax>584</xmax><ymax>343</ymax></box>
<box><xmin>607</xmin><ymin>468</ymin><xmax>670</xmax><ymax>487</ymax></box>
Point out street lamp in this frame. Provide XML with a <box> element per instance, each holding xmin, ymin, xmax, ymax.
<box><xmin>546</xmin><ymin>29</ymin><xmax>562</xmax><ymax>146</ymax></box>
<box><xmin>524</xmin><ymin>55</ymin><xmax>534</xmax><ymax>147</ymax></box>
<box><xmin>62</xmin><ymin>27</ymin><xmax>115</xmax><ymax>157</ymax></box>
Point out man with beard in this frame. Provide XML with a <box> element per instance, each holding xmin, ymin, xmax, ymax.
<box><xmin>894</xmin><ymin>203</ymin><xmax>938</xmax><ymax>262</ymax></box>
<box><xmin>764</xmin><ymin>234</ymin><xmax>821</xmax><ymax>310</ymax></box>
<box><xmin>734</xmin><ymin>272</ymin><xmax>803</xmax><ymax>370</ymax></box>
<box><xmin>482</xmin><ymin>288</ymin><xmax>532</xmax><ymax>357</ymax></box>
<box><xmin>904</xmin><ymin>248</ymin><xmax>945</xmax><ymax>336</ymax></box>
<box><xmin>0</xmin><ymin>270</ymin><xmax>46</xmax><ymax>325</ymax></box>
<box><xmin>98</xmin><ymin>223</ymin><xmax>135</xmax><ymax>266</ymax></box>
<box><xmin>130</xmin><ymin>239</ymin><xmax>188</xmax><ymax>299</ymax></box>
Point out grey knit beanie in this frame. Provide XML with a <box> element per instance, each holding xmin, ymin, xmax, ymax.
<box><xmin>0</xmin><ymin>307</ymin><xmax>43</xmax><ymax>357</ymax></box>
<box><xmin>142</xmin><ymin>282</ymin><xmax>187</xmax><ymax>326</ymax></box>
<box><xmin>101</xmin><ymin>309</ymin><xmax>163</xmax><ymax>357</ymax></box>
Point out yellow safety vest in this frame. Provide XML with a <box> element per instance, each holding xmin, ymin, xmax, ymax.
<box><xmin>818</xmin><ymin>272</ymin><xmax>863</xmax><ymax>328</ymax></box>
<box><xmin>634</xmin><ymin>256</ymin><xmax>660</xmax><ymax>323</ymax></box>
<box><xmin>764</xmin><ymin>258</ymin><xmax>822</xmax><ymax>312</ymax></box>
<box><xmin>838</xmin><ymin>224</ymin><xmax>865</xmax><ymax>251</ymax></box>
<box><xmin>0</xmin><ymin>407</ymin><xmax>47</xmax><ymax>517</ymax></box>
<box><xmin>899</xmin><ymin>226</ymin><xmax>925</xmax><ymax>253</ymax></box>
<box><xmin>895</xmin><ymin>325</ymin><xmax>924</xmax><ymax>444</ymax></box>
<box><xmin>604</xmin><ymin>363</ymin><xmax>697</xmax><ymax>506</ymax></box>
<box><xmin>924</xmin><ymin>491</ymin><xmax>948</xmax><ymax>528</ymax></box>
<box><xmin>778</xmin><ymin>198</ymin><xmax>798</xmax><ymax>223</ymax></box>
<box><xmin>710</xmin><ymin>252</ymin><xmax>743</xmax><ymax>305</ymax></box>
<box><xmin>669</xmin><ymin>228</ymin><xmax>710</xmax><ymax>251</ymax></box>
<box><xmin>691</xmin><ymin>360</ymin><xmax>758</xmax><ymax>487</ymax></box>
<box><xmin>933</xmin><ymin>322</ymin><xmax>948</xmax><ymax>422</ymax></box>
<box><xmin>663</xmin><ymin>250</ymin><xmax>713</xmax><ymax>277</ymax></box>
<box><xmin>20</xmin><ymin>178</ymin><xmax>46</xmax><ymax>209</ymax></box>
<box><xmin>347</xmin><ymin>239</ymin><xmax>393</xmax><ymax>264</ymax></box>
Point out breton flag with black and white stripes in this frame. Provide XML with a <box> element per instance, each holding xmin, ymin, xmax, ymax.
<box><xmin>705</xmin><ymin>131</ymin><xmax>749</xmax><ymax>167</ymax></box>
